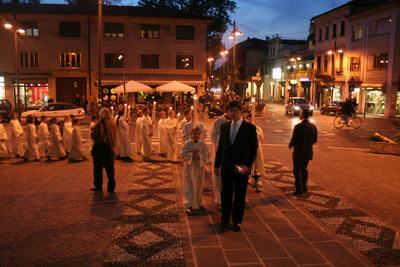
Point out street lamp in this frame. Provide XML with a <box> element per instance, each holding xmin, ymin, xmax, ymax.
<box><xmin>4</xmin><ymin>23</ymin><xmax>25</xmax><ymax>114</ymax></box>
<box><xmin>228</xmin><ymin>21</ymin><xmax>243</xmax><ymax>92</ymax></box>
<box><xmin>207</xmin><ymin>57</ymin><xmax>214</xmax><ymax>90</ymax></box>
<box><xmin>326</xmin><ymin>48</ymin><xmax>345</xmax><ymax>101</ymax></box>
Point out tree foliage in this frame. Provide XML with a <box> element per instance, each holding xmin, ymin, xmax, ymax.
<box><xmin>137</xmin><ymin>0</ymin><xmax>237</xmax><ymax>56</ymax></box>
<box><xmin>65</xmin><ymin>0</ymin><xmax>122</xmax><ymax>6</ymax></box>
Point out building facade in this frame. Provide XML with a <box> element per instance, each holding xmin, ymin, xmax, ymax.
<box><xmin>312</xmin><ymin>0</ymin><xmax>400</xmax><ymax>117</ymax></box>
<box><xmin>0</xmin><ymin>3</ymin><xmax>209</xmax><ymax>108</ymax></box>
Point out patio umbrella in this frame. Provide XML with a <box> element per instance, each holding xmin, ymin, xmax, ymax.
<box><xmin>113</xmin><ymin>80</ymin><xmax>153</xmax><ymax>93</ymax></box>
<box><xmin>156</xmin><ymin>81</ymin><xmax>196</xmax><ymax>94</ymax></box>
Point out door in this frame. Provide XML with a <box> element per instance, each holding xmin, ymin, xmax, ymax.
<box><xmin>56</xmin><ymin>77</ymin><xmax>87</xmax><ymax>103</ymax></box>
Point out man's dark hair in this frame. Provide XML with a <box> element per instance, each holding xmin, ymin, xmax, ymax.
<box><xmin>301</xmin><ymin>109</ymin><xmax>310</xmax><ymax>119</ymax></box>
<box><xmin>227</xmin><ymin>100</ymin><xmax>242</xmax><ymax>111</ymax></box>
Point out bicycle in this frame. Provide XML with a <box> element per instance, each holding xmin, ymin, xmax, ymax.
<box><xmin>333</xmin><ymin>113</ymin><xmax>362</xmax><ymax>129</ymax></box>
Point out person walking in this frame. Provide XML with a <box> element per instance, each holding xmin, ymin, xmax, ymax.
<box><xmin>214</xmin><ymin>101</ymin><xmax>258</xmax><ymax>232</ymax></box>
<box><xmin>90</xmin><ymin>108</ymin><xmax>118</xmax><ymax>193</ymax></box>
<box><xmin>115</xmin><ymin>110</ymin><xmax>133</xmax><ymax>161</ymax></box>
<box><xmin>63</xmin><ymin>115</ymin><xmax>73</xmax><ymax>155</ymax></box>
<box><xmin>141</xmin><ymin>108</ymin><xmax>153</xmax><ymax>161</ymax></box>
<box><xmin>68</xmin><ymin>118</ymin><xmax>86</xmax><ymax>161</ymax></box>
<box><xmin>23</xmin><ymin>116</ymin><xmax>40</xmax><ymax>161</ymax></box>
<box><xmin>135</xmin><ymin>110</ymin><xmax>144</xmax><ymax>155</ymax></box>
<box><xmin>289</xmin><ymin>109</ymin><xmax>318</xmax><ymax>195</ymax></box>
<box><xmin>158</xmin><ymin>111</ymin><xmax>168</xmax><ymax>157</ymax></box>
<box><xmin>37</xmin><ymin>115</ymin><xmax>50</xmax><ymax>158</ymax></box>
<box><xmin>47</xmin><ymin>117</ymin><xmax>67</xmax><ymax>160</ymax></box>
<box><xmin>165</xmin><ymin>110</ymin><xmax>178</xmax><ymax>162</ymax></box>
<box><xmin>10</xmin><ymin>112</ymin><xmax>24</xmax><ymax>158</ymax></box>
<box><xmin>0</xmin><ymin>115</ymin><xmax>8</xmax><ymax>158</ymax></box>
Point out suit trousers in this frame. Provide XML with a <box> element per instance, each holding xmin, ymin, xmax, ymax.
<box><xmin>292</xmin><ymin>154</ymin><xmax>309</xmax><ymax>193</ymax></box>
<box><xmin>221</xmin><ymin>169</ymin><xmax>249</xmax><ymax>225</ymax></box>
<box><xmin>92</xmin><ymin>142</ymin><xmax>115</xmax><ymax>192</ymax></box>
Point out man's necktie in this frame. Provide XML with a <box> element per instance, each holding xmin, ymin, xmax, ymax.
<box><xmin>230</xmin><ymin>121</ymin><xmax>238</xmax><ymax>145</ymax></box>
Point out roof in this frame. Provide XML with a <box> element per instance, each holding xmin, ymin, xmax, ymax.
<box><xmin>0</xmin><ymin>3</ymin><xmax>210</xmax><ymax>20</ymax></box>
<box><xmin>281</xmin><ymin>39</ymin><xmax>308</xmax><ymax>45</ymax></box>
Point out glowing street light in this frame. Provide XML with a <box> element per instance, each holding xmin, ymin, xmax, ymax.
<box><xmin>4</xmin><ymin>23</ymin><xmax>12</xmax><ymax>29</ymax></box>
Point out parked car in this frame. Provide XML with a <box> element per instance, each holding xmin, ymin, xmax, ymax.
<box><xmin>320</xmin><ymin>101</ymin><xmax>343</xmax><ymax>115</ymax></box>
<box><xmin>0</xmin><ymin>99</ymin><xmax>13</xmax><ymax>122</ymax></box>
<box><xmin>21</xmin><ymin>102</ymin><xmax>85</xmax><ymax>122</ymax></box>
<box><xmin>285</xmin><ymin>97</ymin><xmax>314</xmax><ymax>116</ymax></box>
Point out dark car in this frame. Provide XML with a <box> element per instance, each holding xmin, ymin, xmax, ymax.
<box><xmin>285</xmin><ymin>97</ymin><xmax>314</xmax><ymax>116</ymax></box>
<box><xmin>320</xmin><ymin>101</ymin><xmax>343</xmax><ymax>115</ymax></box>
<box><xmin>0</xmin><ymin>99</ymin><xmax>13</xmax><ymax>122</ymax></box>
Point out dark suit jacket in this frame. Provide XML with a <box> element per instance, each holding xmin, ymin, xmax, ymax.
<box><xmin>214</xmin><ymin>120</ymin><xmax>258</xmax><ymax>173</ymax></box>
<box><xmin>289</xmin><ymin>119</ymin><xmax>318</xmax><ymax>160</ymax></box>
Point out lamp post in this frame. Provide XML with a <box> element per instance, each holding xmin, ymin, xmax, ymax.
<box><xmin>4</xmin><ymin>23</ymin><xmax>25</xmax><ymax>115</ymax></box>
<box><xmin>219</xmin><ymin>50</ymin><xmax>228</xmax><ymax>90</ymax></box>
<box><xmin>327</xmin><ymin>48</ymin><xmax>344</xmax><ymax>102</ymax></box>
<box><xmin>97</xmin><ymin>0</ymin><xmax>103</xmax><ymax>107</ymax></box>
<box><xmin>228</xmin><ymin>21</ymin><xmax>242</xmax><ymax>92</ymax></box>
<box><xmin>207</xmin><ymin>57</ymin><xmax>214</xmax><ymax>90</ymax></box>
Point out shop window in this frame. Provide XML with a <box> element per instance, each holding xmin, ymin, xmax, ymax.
<box><xmin>325</xmin><ymin>25</ymin><xmax>329</xmax><ymax>40</ymax></box>
<box><xmin>366</xmin><ymin>90</ymin><xmax>385</xmax><ymax>114</ymax></box>
<box><xmin>352</xmin><ymin>26</ymin><xmax>363</xmax><ymax>41</ymax></box>
<box><xmin>332</xmin><ymin>23</ymin><xmax>337</xmax><ymax>38</ymax></box>
<box><xmin>318</xmin><ymin>28</ymin><xmax>322</xmax><ymax>42</ymax></box>
<box><xmin>0</xmin><ymin>77</ymin><xmax>5</xmax><ymax>99</ymax></box>
<box><xmin>340</xmin><ymin>21</ymin><xmax>345</xmax><ymax>36</ymax></box>
<box><xmin>59</xmin><ymin>21</ymin><xmax>80</xmax><ymax>37</ymax></box>
<box><xmin>396</xmin><ymin>91</ymin><xmax>400</xmax><ymax>116</ymax></box>
<box><xmin>141</xmin><ymin>54</ymin><xmax>159</xmax><ymax>69</ymax></box>
<box><xmin>373</xmin><ymin>53</ymin><xmax>388</xmax><ymax>70</ymax></box>
<box><xmin>18</xmin><ymin>21</ymin><xmax>39</xmax><ymax>37</ymax></box>
<box><xmin>176</xmin><ymin>25</ymin><xmax>195</xmax><ymax>40</ymax></box>
<box><xmin>60</xmin><ymin>52</ymin><xmax>81</xmax><ymax>68</ymax></box>
<box><xmin>176</xmin><ymin>55</ymin><xmax>194</xmax><ymax>69</ymax></box>
<box><xmin>105</xmin><ymin>53</ymin><xmax>124</xmax><ymax>68</ymax></box>
<box><xmin>19</xmin><ymin>53</ymin><xmax>39</xmax><ymax>68</ymax></box>
<box><xmin>375</xmin><ymin>17</ymin><xmax>391</xmax><ymax>36</ymax></box>
<box><xmin>140</xmin><ymin>24</ymin><xmax>160</xmax><ymax>39</ymax></box>
<box><xmin>348</xmin><ymin>57</ymin><xmax>361</xmax><ymax>71</ymax></box>
<box><xmin>104</xmin><ymin>23</ymin><xmax>124</xmax><ymax>38</ymax></box>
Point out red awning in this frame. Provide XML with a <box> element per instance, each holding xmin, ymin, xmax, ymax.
<box><xmin>101</xmin><ymin>73</ymin><xmax>205</xmax><ymax>86</ymax></box>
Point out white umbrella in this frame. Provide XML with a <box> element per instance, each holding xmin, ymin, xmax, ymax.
<box><xmin>156</xmin><ymin>80</ymin><xmax>196</xmax><ymax>94</ymax></box>
<box><xmin>113</xmin><ymin>80</ymin><xmax>153</xmax><ymax>93</ymax></box>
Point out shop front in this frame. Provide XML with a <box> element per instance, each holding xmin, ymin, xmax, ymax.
<box><xmin>363</xmin><ymin>88</ymin><xmax>385</xmax><ymax>115</ymax></box>
<box><xmin>14</xmin><ymin>81</ymin><xmax>49</xmax><ymax>109</ymax></box>
<box><xmin>319</xmin><ymin>85</ymin><xmax>341</xmax><ymax>106</ymax></box>
<box><xmin>397</xmin><ymin>91</ymin><xmax>400</xmax><ymax>117</ymax></box>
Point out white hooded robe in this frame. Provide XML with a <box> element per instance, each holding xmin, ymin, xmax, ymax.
<box><xmin>0</xmin><ymin>123</ymin><xmax>8</xmax><ymax>158</ymax></box>
<box><xmin>135</xmin><ymin>116</ymin><xmax>143</xmax><ymax>155</ymax></box>
<box><xmin>68</xmin><ymin>125</ymin><xmax>86</xmax><ymax>161</ymax></box>
<box><xmin>48</xmin><ymin>124</ymin><xmax>67</xmax><ymax>159</ymax></box>
<box><xmin>63</xmin><ymin>121</ymin><xmax>73</xmax><ymax>153</ymax></box>
<box><xmin>158</xmin><ymin>118</ymin><xmax>168</xmax><ymax>155</ymax></box>
<box><xmin>165</xmin><ymin>117</ymin><xmax>178</xmax><ymax>161</ymax></box>
<box><xmin>116</xmin><ymin>116</ymin><xmax>133</xmax><ymax>158</ymax></box>
<box><xmin>23</xmin><ymin>124</ymin><xmax>40</xmax><ymax>161</ymax></box>
<box><xmin>37</xmin><ymin>122</ymin><xmax>50</xmax><ymax>157</ymax></box>
<box><xmin>141</xmin><ymin>115</ymin><xmax>153</xmax><ymax>159</ymax></box>
<box><xmin>10</xmin><ymin>119</ymin><xmax>24</xmax><ymax>156</ymax></box>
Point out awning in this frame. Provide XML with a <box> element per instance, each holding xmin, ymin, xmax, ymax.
<box><xmin>101</xmin><ymin>73</ymin><xmax>204</xmax><ymax>86</ymax></box>
<box><xmin>361</xmin><ymin>83</ymin><xmax>384</xmax><ymax>89</ymax></box>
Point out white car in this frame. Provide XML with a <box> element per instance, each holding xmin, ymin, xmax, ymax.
<box><xmin>21</xmin><ymin>102</ymin><xmax>85</xmax><ymax>122</ymax></box>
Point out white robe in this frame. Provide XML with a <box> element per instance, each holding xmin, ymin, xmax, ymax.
<box><xmin>116</xmin><ymin>116</ymin><xmax>133</xmax><ymax>157</ymax></box>
<box><xmin>37</xmin><ymin>122</ymin><xmax>50</xmax><ymax>157</ymax></box>
<box><xmin>63</xmin><ymin>121</ymin><xmax>73</xmax><ymax>153</ymax></box>
<box><xmin>135</xmin><ymin>117</ymin><xmax>143</xmax><ymax>155</ymax></box>
<box><xmin>181</xmin><ymin>121</ymin><xmax>207</xmax><ymax>144</ymax></box>
<box><xmin>10</xmin><ymin>119</ymin><xmax>24</xmax><ymax>156</ymax></box>
<box><xmin>180</xmin><ymin>139</ymin><xmax>209</xmax><ymax>209</ymax></box>
<box><xmin>68</xmin><ymin>125</ymin><xmax>86</xmax><ymax>161</ymax></box>
<box><xmin>252</xmin><ymin>125</ymin><xmax>265</xmax><ymax>176</ymax></box>
<box><xmin>48</xmin><ymin>124</ymin><xmax>66</xmax><ymax>159</ymax></box>
<box><xmin>89</xmin><ymin>121</ymin><xmax>96</xmax><ymax>148</ymax></box>
<box><xmin>165</xmin><ymin>117</ymin><xmax>178</xmax><ymax>161</ymax></box>
<box><xmin>23</xmin><ymin>124</ymin><xmax>40</xmax><ymax>161</ymax></box>
<box><xmin>0</xmin><ymin>123</ymin><xmax>8</xmax><ymax>158</ymax></box>
<box><xmin>141</xmin><ymin>116</ymin><xmax>153</xmax><ymax>159</ymax></box>
<box><xmin>210</xmin><ymin>115</ymin><xmax>230</xmax><ymax>204</ymax></box>
<box><xmin>158</xmin><ymin>118</ymin><xmax>168</xmax><ymax>155</ymax></box>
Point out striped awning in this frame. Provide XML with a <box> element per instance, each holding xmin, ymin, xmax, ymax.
<box><xmin>101</xmin><ymin>73</ymin><xmax>205</xmax><ymax>86</ymax></box>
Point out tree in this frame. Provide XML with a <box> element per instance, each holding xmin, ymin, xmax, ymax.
<box><xmin>65</xmin><ymin>0</ymin><xmax>122</xmax><ymax>6</ymax></box>
<box><xmin>137</xmin><ymin>0</ymin><xmax>237</xmax><ymax>56</ymax></box>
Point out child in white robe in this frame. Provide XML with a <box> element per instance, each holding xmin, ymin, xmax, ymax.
<box><xmin>135</xmin><ymin>110</ymin><xmax>144</xmax><ymax>155</ymax></box>
<box><xmin>180</xmin><ymin>127</ymin><xmax>209</xmax><ymax>214</ymax></box>
<box><xmin>23</xmin><ymin>116</ymin><xmax>40</xmax><ymax>161</ymax></box>
<box><xmin>165</xmin><ymin>110</ymin><xmax>178</xmax><ymax>162</ymax></box>
<box><xmin>47</xmin><ymin>117</ymin><xmax>66</xmax><ymax>160</ymax></box>
<box><xmin>115</xmin><ymin>110</ymin><xmax>133</xmax><ymax>160</ymax></box>
<box><xmin>63</xmin><ymin>115</ymin><xmax>73</xmax><ymax>154</ymax></box>
<box><xmin>37</xmin><ymin>116</ymin><xmax>50</xmax><ymax>158</ymax></box>
<box><xmin>246</xmin><ymin>116</ymin><xmax>265</xmax><ymax>192</ymax></box>
<box><xmin>0</xmin><ymin>116</ymin><xmax>9</xmax><ymax>158</ymax></box>
<box><xmin>10</xmin><ymin>112</ymin><xmax>24</xmax><ymax>158</ymax></box>
<box><xmin>141</xmin><ymin>108</ymin><xmax>153</xmax><ymax>161</ymax></box>
<box><xmin>68</xmin><ymin>119</ymin><xmax>86</xmax><ymax>161</ymax></box>
<box><xmin>158</xmin><ymin>111</ymin><xmax>168</xmax><ymax>157</ymax></box>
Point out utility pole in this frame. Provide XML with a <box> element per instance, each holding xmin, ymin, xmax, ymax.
<box><xmin>97</xmin><ymin>0</ymin><xmax>103</xmax><ymax>107</ymax></box>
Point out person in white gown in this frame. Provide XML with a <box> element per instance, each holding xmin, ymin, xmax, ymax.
<box><xmin>165</xmin><ymin>110</ymin><xmax>178</xmax><ymax>162</ymax></box>
<box><xmin>135</xmin><ymin>110</ymin><xmax>144</xmax><ymax>155</ymax></box>
<box><xmin>210</xmin><ymin>110</ymin><xmax>231</xmax><ymax>205</ymax></box>
<box><xmin>23</xmin><ymin>116</ymin><xmax>40</xmax><ymax>161</ymax></box>
<box><xmin>0</xmin><ymin>116</ymin><xmax>9</xmax><ymax>158</ymax></box>
<box><xmin>141</xmin><ymin>108</ymin><xmax>153</xmax><ymax>161</ymax></box>
<box><xmin>37</xmin><ymin>116</ymin><xmax>50</xmax><ymax>158</ymax></box>
<box><xmin>89</xmin><ymin>115</ymin><xmax>98</xmax><ymax>149</ymax></box>
<box><xmin>181</xmin><ymin>110</ymin><xmax>207</xmax><ymax>144</ymax></box>
<box><xmin>68</xmin><ymin>118</ymin><xmax>86</xmax><ymax>161</ymax></box>
<box><xmin>180</xmin><ymin>127</ymin><xmax>210</xmax><ymax>214</ymax></box>
<box><xmin>115</xmin><ymin>110</ymin><xmax>133</xmax><ymax>161</ymax></box>
<box><xmin>63</xmin><ymin>115</ymin><xmax>73</xmax><ymax>154</ymax></box>
<box><xmin>158</xmin><ymin>111</ymin><xmax>168</xmax><ymax>157</ymax></box>
<box><xmin>47</xmin><ymin>117</ymin><xmax>67</xmax><ymax>160</ymax></box>
<box><xmin>10</xmin><ymin>112</ymin><xmax>24</xmax><ymax>158</ymax></box>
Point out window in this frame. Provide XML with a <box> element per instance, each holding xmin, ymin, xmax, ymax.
<box><xmin>104</xmin><ymin>23</ymin><xmax>124</xmax><ymax>38</ymax></box>
<box><xmin>375</xmin><ymin>17</ymin><xmax>391</xmax><ymax>35</ymax></box>
<box><xmin>19</xmin><ymin>52</ymin><xmax>39</xmax><ymax>68</ymax></box>
<box><xmin>141</xmin><ymin>54</ymin><xmax>159</xmax><ymax>69</ymax></box>
<box><xmin>324</xmin><ymin>55</ymin><xmax>328</xmax><ymax>72</ymax></box>
<box><xmin>18</xmin><ymin>21</ymin><xmax>39</xmax><ymax>37</ymax></box>
<box><xmin>0</xmin><ymin>77</ymin><xmax>5</xmax><ymax>99</ymax></box>
<box><xmin>352</xmin><ymin>26</ymin><xmax>363</xmax><ymax>41</ymax></box>
<box><xmin>340</xmin><ymin>21</ymin><xmax>345</xmax><ymax>36</ymax></box>
<box><xmin>60</xmin><ymin>52</ymin><xmax>81</xmax><ymax>68</ymax></box>
<box><xmin>339</xmin><ymin>52</ymin><xmax>344</xmax><ymax>72</ymax></box>
<box><xmin>176</xmin><ymin>55</ymin><xmax>194</xmax><ymax>69</ymax></box>
<box><xmin>318</xmin><ymin>28</ymin><xmax>322</xmax><ymax>42</ymax></box>
<box><xmin>373</xmin><ymin>53</ymin><xmax>388</xmax><ymax>70</ymax></box>
<box><xmin>176</xmin><ymin>25</ymin><xmax>195</xmax><ymax>40</ymax></box>
<box><xmin>269</xmin><ymin>47</ymin><xmax>275</xmax><ymax>57</ymax></box>
<box><xmin>317</xmin><ymin>56</ymin><xmax>322</xmax><ymax>71</ymax></box>
<box><xmin>59</xmin><ymin>21</ymin><xmax>80</xmax><ymax>37</ymax></box>
<box><xmin>325</xmin><ymin>25</ymin><xmax>329</xmax><ymax>40</ymax></box>
<box><xmin>140</xmin><ymin>24</ymin><xmax>160</xmax><ymax>39</ymax></box>
<box><xmin>105</xmin><ymin>53</ymin><xmax>124</xmax><ymax>68</ymax></box>
<box><xmin>348</xmin><ymin>57</ymin><xmax>361</xmax><ymax>71</ymax></box>
<box><xmin>332</xmin><ymin>23</ymin><xmax>337</xmax><ymax>38</ymax></box>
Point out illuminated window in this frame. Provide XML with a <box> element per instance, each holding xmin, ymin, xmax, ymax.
<box><xmin>140</xmin><ymin>24</ymin><xmax>160</xmax><ymax>39</ymax></box>
<box><xmin>18</xmin><ymin>21</ymin><xmax>39</xmax><ymax>37</ymax></box>
<box><xmin>105</xmin><ymin>53</ymin><xmax>124</xmax><ymax>68</ymax></box>
<box><xmin>348</xmin><ymin>57</ymin><xmax>360</xmax><ymax>71</ymax></box>
<box><xmin>104</xmin><ymin>23</ymin><xmax>124</xmax><ymax>38</ymax></box>
<box><xmin>176</xmin><ymin>55</ymin><xmax>194</xmax><ymax>69</ymax></box>
<box><xmin>60</xmin><ymin>52</ymin><xmax>81</xmax><ymax>68</ymax></box>
<box><xmin>0</xmin><ymin>77</ymin><xmax>5</xmax><ymax>99</ymax></box>
<box><xmin>352</xmin><ymin>26</ymin><xmax>363</xmax><ymax>41</ymax></box>
<box><xmin>373</xmin><ymin>53</ymin><xmax>388</xmax><ymax>70</ymax></box>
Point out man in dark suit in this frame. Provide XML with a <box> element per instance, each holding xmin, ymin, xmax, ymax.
<box><xmin>289</xmin><ymin>109</ymin><xmax>318</xmax><ymax>195</ymax></box>
<box><xmin>214</xmin><ymin>100</ymin><xmax>258</xmax><ymax>232</ymax></box>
